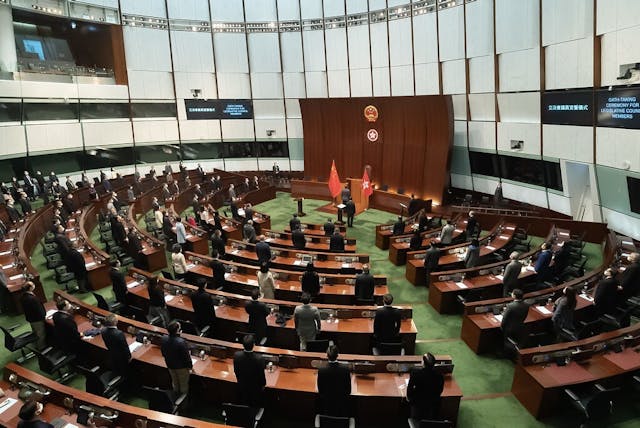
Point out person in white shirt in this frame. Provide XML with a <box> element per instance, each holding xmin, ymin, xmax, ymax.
<box><xmin>175</xmin><ymin>216</ymin><xmax>187</xmax><ymax>251</ymax></box>
<box><xmin>154</xmin><ymin>208</ymin><xmax>164</xmax><ymax>230</ymax></box>
<box><xmin>171</xmin><ymin>244</ymin><xmax>188</xmax><ymax>280</ymax></box>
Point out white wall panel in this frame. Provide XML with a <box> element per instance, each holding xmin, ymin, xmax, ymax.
<box><xmin>545</xmin><ymin>38</ymin><xmax>594</xmax><ymax>89</ymax></box>
<box><xmin>454</xmin><ymin>120</ymin><xmax>467</xmax><ymax>147</ymax></box>
<box><xmin>497</xmin><ymin>122</ymin><xmax>541</xmax><ymax>156</ymax></box>
<box><xmin>542</xmin><ymin>0</ymin><xmax>593</xmax><ymax>45</ymax></box>
<box><xmin>302</xmin><ymin>31</ymin><xmax>326</xmax><ymax>72</ymax></box>
<box><xmin>600</xmin><ymin>27</ymin><xmax>640</xmax><ymax>87</ymax></box>
<box><xmin>451</xmin><ymin>173</ymin><xmax>473</xmax><ymax>190</ymax></box>
<box><xmin>121</xmin><ymin>0</ymin><xmax>166</xmax><ymax>17</ymax></box>
<box><xmin>18</xmin><ymin>81</ymin><xmax>79</xmax><ymax>99</ymax></box>
<box><xmin>468</xmin><ymin>55</ymin><xmax>495</xmax><ymax>93</ymax></box>
<box><xmin>370</xmin><ymin>23</ymin><xmax>389</xmax><ymax>68</ymax></box>
<box><xmin>414</xmin><ymin>63</ymin><xmax>440</xmax><ymax>95</ymax></box>
<box><xmin>305</xmin><ymin>72</ymin><xmax>328</xmax><ymax>97</ymax></box>
<box><xmin>248</xmin><ymin>34</ymin><xmax>281</xmax><ymax>72</ymax></box>
<box><xmin>451</xmin><ymin>94</ymin><xmax>467</xmax><ymax>120</ymax></box>
<box><xmin>284</xmin><ymin>99</ymin><xmax>301</xmax><ymax>118</ymax></box>
<box><xmin>327</xmin><ymin>70</ymin><xmax>350</xmax><ymax>97</ymax></box>
<box><xmin>82</xmin><ymin>121</ymin><xmax>132</xmax><ymax>147</ymax></box>
<box><xmin>244</xmin><ymin>0</ymin><xmax>277</xmax><ymax>21</ymax></box>
<box><xmin>0</xmin><ymin>126</ymin><xmax>27</xmax><ymax>156</ymax></box>
<box><xmin>497</xmin><ymin>92</ymin><xmax>540</xmax><ymax>123</ymax></box>
<box><xmin>276</xmin><ymin>0</ymin><xmax>300</xmax><ymax>21</ymax></box>
<box><xmin>26</xmin><ymin>123</ymin><xmax>83</xmax><ymax>152</ymax></box>
<box><xmin>216</xmin><ymin>73</ymin><xmax>251</xmax><ymax>99</ymax></box>
<box><xmin>300</xmin><ymin>0</ymin><xmax>323</xmax><ymax>19</ymax></box>
<box><xmin>283</xmin><ymin>72</ymin><xmax>306</xmax><ymax>98</ymax></box>
<box><xmin>596</xmin><ymin>0</ymin><xmax>640</xmax><ymax>35</ymax></box>
<box><xmin>0</xmin><ymin>80</ymin><xmax>21</xmax><ymax>98</ymax></box>
<box><xmin>442</xmin><ymin>60</ymin><xmax>466</xmax><ymax>95</ymax></box>
<box><xmin>171</xmin><ymin>31</ymin><xmax>214</xmax><ymax>72</ymax></box>
<box><xmin>123</xmin><ymin>28</ymin><xmax>172</xmax><ymax>71</ymax></box>
<box><xmin>390</xmin><ymin>66</ymin><xmax>413</xmax><ymax>96</ymax></box>
<box><xmin>465</xmin><ymin>0</ymin><xmax>494</xmax><ymax>58</ymax></box>
<box><xmin>128</xmin><ymin>71</ymin><xmax>175</xmax><ymax>99</ymax></box>
<box><xmin>438</xmin><ymin>5</ymin><xmax>465</xmax><ymax>61</ymax></box>
<box><xmin>348</xmin><ymin>25</ymin><xmax>371</xmax><ymax>69</ymax></box>
<box><xmin>173</xmin><ymin>72</ymin><xmax>216</xmax><ymax>100</ymax></box>
<box><xmin>601</xmin><ymin>207</ymin><xmax>640</xmax><ymax>240</ymax></box>
<box><xmin>349</xmin><ymin>69</ymin><xmax>372</xmax><ymax>97</ymax></box>
<box><xmin>255</xmin><ymin>119</ymin><xmax>286</xmax><ymax>139</ymax></box>
<box><xmin>372</xmin><ymin>67</ymin><xmax>391</xmax><ymax>96</ymax></box>
<box><xmin>346</xmin><ymin>0</ymin><xmax>368</xmax><ymax>13</ymax></box>
<box><xmin>167</xmin><ymin>0</ymin><xmax>210</xmax><ymax>20</ymax></box>
<box><xmin>543</xmin><ymin>124</ymin><xmax>594</xmax><ymax>163</ymax></box>
<box><xmin>547</xmin><ymin>192</ymin><xmax>572</xmax><ymax>216</ymax></box>
<box><xmin>472</xmin><ymin>175</ymin><xmax>499</xmax><ymax>194</ymax></box>
<box><xmin>289</xmin><ymin>159</ymin><xmax>304</xmax><ymax>171</ymax></box>
<box><xmin>502</xmin><ymin>182</ymin><xmax>548</xmax><ymax>207</ymax></box>
<box><xmin>468</xmin><ymin>93</ymin><xmax>495</xmax><ymax>121</ymax></box>
<box><xmin>178</xmin><ymin>120</ymin><xmax>222</xmax><ymax>141</ymax></box>
<box><xmin>468</xmin><ymin>121</ymin><xmax>495</xmax><ymax>150</ymax></box>
<box><xmin>220</xmin><ymin>120</ymin><xmax>254</xmax><ymax>140</ymax></box>
<box><xmin>214</xmin><ymin>34</ymin><xmax>249</xmax><ymax>73</ymax></box>
<box><xmin>369</xmin><ymin>0</ymin><xmax>386</xmax><ymax>10</ymax></box>
<box><xmin>280</xmin><ymin>33</ymin><xmax>304</xmax><ymax>72</ymax></box>
<box><xmin>250</xmin><ymin>73</ymin><xmax>283</xmax><ymax>99</ymax></box>
<box><xmin>495</xmin><ymin>0</ymin><xmax>539</xmax><ymax>53</ymax></box>
<box><xmin>325</xmin><ymin>29</ymin><xmax>349</xmax><ymax>70</ymax></box>
<box><xmin>596</xmin><ymin>127</ymin><xmax>640</xmax><ymax>173</ymax></box>
<box><xmin>210</xmin><ymin>0</ymin><xmax>244</xmax><ymax>21</ymax></box>
<box><xmin>498</xmin><ymin>48</ymin><xmax>541</xmax><ymax>92</ymax></box>
<box><xmin>224</xmin><ymin>158</ymin><xmax>259</xmax><ymax>171</ymax></box>
<box><xmin>253</xmin><ymin>99</ymin><xmax>285</xmax><ymax>118</ymax></box>
<box><xmin>389</xmin><ymin>19</ymin><xmax>413</xmax><ymax>66</ymax></box>
<box><xmin>413</xmin><ymin>12</ymin><xmax>438</xmax><ymax>64</ymax></box>
<box><xmin>133</xmin><ymin>120</ymin><xmax>179</xmax><ymax>143</ymax></box>
<box><xmin>286</xmin><ymin>118</ymin><xmax>303</xmax><ymax>138</ymax></box>
<box><xmin>77</xmin><ymin>85</ymin><xmax>129</xmax><ymax>99</ymax></box>
<box><xmin>323</xmin><ymin>0</ymin><xmax>344</xmax><ymax>16</ymax></box>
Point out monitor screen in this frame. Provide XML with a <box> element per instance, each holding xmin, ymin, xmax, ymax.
<box><xmin>597</xmin><ymin>87</ymin><xmax>640</xmax><ymax>129</ymax></box>
<box><xmin>184</xmin><ymin>99</ymin><xmax>253</xmax><ymax>120</ymax></box>
<box><xmin>627</xmin><ymin>176</ymin><xmax>640</xmax><ymax>214</ymax></box>
<box><xmin>541</xmin><ymin>90</ymin><xmax>594</xmax><ymax>126</ymax></box>
<box><xmin>22</xmin><ymin>39</ymin><xmax>45</xmax><ymax>60</ymax></box>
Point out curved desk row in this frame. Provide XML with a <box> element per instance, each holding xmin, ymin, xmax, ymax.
<box><xmin>388</xmin><ymin>217</ymin><xmax>466</xmax><ymax>265</ymax></box>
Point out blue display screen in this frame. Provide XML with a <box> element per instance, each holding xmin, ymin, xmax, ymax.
<box><xmin>23</xmin><ymin>39</ymin><xmax>45</xmax><ymax>60</ymax></box>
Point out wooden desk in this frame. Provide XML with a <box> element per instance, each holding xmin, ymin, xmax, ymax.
<box><xmin>373</xmin><ymin>210</ymin><xmax>432</xmax><ymax>250</ymax></box>
<box><xmin>285</xmin><ymin>222</ymin><xmax>347</xmax><ymax>237</ymax></box>
<box><xmin>261</xmin><ymin>231</ymin><xmax>357</xmax><ymax>253</ymax></box>
<box><xmin>388</xmin><ymin>218</ymin><xmax>465</xmax><ymax>265</ymax></box>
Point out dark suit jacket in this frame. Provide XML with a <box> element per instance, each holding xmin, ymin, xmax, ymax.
<box><xmin>594</xmin><ymin>277</ymin><xmax>619</xmax><ymax>316</ymax></box>
<box><xmin>102</xmin><ymin>326</ymin><xmax>131</xmax><ymax>375</ymax></box>
<box><xmin>621</xmin><ymin>261</ymin><xmax>640</xmax><ymax>298</ymax></box>
<box><xmin>111</xmin><ymin>221</ymin><xmax>126</xmax><ymax>245</ymax></box>
<box><xmin>464</xmin><ymin>245</ymin><xmax>480</xmax><ymax>269</ymax></box>
<box><xmin>18</xmin><ymin>419</ymin><xmax>54</xmax><ymax>428</ymax></box>
<box><xmin>329</xmin><ymin>234</ymin><xmax>345</xmax><ymax>252</ymax></box>
<box><xmin>301</xmin><ymin>271</ymin><xmax>320</xmax><ymax>296</ymax></box>
<box><xmin>210</xmin><ymin>259</ymin><xmax>227</xmax><ymax>289</ymax></box>
<box><xmin>255</xmin><ymin>241</ymin><xmax>272</xmax><ymax>264</ymax></box>
<box><xmin>21</xmin><ymin>292</ymin><xmax>45</xmax><ymax>323</ymax></box>
<box><xmin>323</xmin><ymin>222</ymin><xmax>335</xmax><ymax>236</ymax></box>
<box><xmin>466</xmin><ymin>217</ymin><xmax>478</xmax><ymax>236</ymax></box>
<box><xmin>392</xmin><ymin>220</ymin><xmax>405</xmax><ymax>236</ymax></box>
<box><xmin>160</xmin><ymin>335</ymin><xmax>192</xmax><ymax>369</ymax></box>
<box><xmin>355</xmin><ymin>273</ymin><xmax>375</xmax><ymax>301</ymax></box>
<box><xmin>110</xmin><ymin>268</ymin><xmax>128</xmax><ymax>304</ymax></box>
<box><xmin>503</xmin><ymin>260</ymin><xmax>523</xmax><ymax>295</ymax></box>
<box><xmin>289</xmin><ymin>218</ymin><xmax>301</xmax><ymax>231</ymax></box>
<box><xmin>233</xmin><ymin>350</ymin><xmax>266</xmax><ymax>406</ymax></box>
<box><xmin>317</xmin><ymin>361</ymin><xmax>351</xmax><ymax>417</ymax></box>
<box><xmin>501</xmin><ymin>300</ymin><xmax>530</xmax><ymax>341</ymax></box>
<box><xmin>344</xmin><ymin>200</ymin><xmax>356</xmax><ymax>216</ymax></box>
<box><xmin>211</xmin><ymin>235</ymin><xmax>226</xmax><ymax>257</ymax></box>
<box><xmin>424</xmin><ymin>246</ymin><xmax>441</xmax><ymax>270</ymax></box>
<box><xmin>534</xmin><ymin>250</ymin><xmax>553</xmax><ymax>279</ymax></box>
<box><xmin>292</xmin><ymin>229</ymin><xmax>306</xmax><ymax>250</ymax></box>
<box><xmin>190</xmin><ymin>289</ymin><xmax>217</xmax><ymax>330</ymax></box>
<box><xmin>409</xmin><ymin>234</ymin><xmax>422</xmax><ymax>250</ymax></box>
<box><xmin>246</xmin><ymin>300</ymin><xmax>269</xmax><ymax>340</ymax></box>
<box><xmin>407</xmin><ymin>366</ymin><xmax>444</xmax><ymax>419</ymax></box>
<box><xmin>52</xmin><ymin>311</ymin><xmax>81</xmax><ymax>354</ymax></box>
<box><xmin>66</xmin><ymin>249</ymin><xmax>87</xmax><ymax>278</ymax></box>
<box><xmin>128</xmin><ymin>233</ymin><xmax>143</xmax><ymax>254</ymax></box>
<box><xmin>374</xmin><ymin>306</ymin><xmax>401</xmax><ymax>343</ymax></box>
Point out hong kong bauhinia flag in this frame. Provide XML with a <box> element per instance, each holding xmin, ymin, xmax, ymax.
<box><xmin>328</xmin><ymin>160</ymin><xmax>342</xmax><ymax>198</ymax></box>
<box><xmin>362</xmin><ymin>169</ymin><xmax>373</xmax><ymax>198</ymax></box>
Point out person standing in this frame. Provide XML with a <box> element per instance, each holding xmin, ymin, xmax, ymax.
<box><xmin>190</xmin><ymin>278</ymin><xmax>217</xmax><ymax>334</ymax></box>
<box><xmin>210</xmin><ymin>229</ymin><xmax>226</xmax><ymax>258</ymax></box>
<box><xmin>255</xmin><ymin>235</ymin><xmax>272</xmax><ymax>265</ymax></box>
<box><xmin>594</xmin><ymin>268</ymin><xmax>620</xmax><ymax>316</ymax></box>
<box><xmin>323</xmin><ymin>219</ymin><xmax>335</xmax><ymax>236</ymax></box>
<box><xmin>294</xmin><ymin>293</ymin><xmax>321</xmax><ymax>351</ymax></box>
<box><xmin>171</xmin><ymin>244</ymin><xmax>188</xmax><ymax>280</ymax></box>
<box><xmin>407</xmin><ymin>353</ymin><xmax>444</xmax><ymax>420</ymax></box>
<box><xmin>392</xmin><ymin>216</ymin><xmax>405</xmax><ymax>236</ymax></box>
<box><xmin>409</xmin><ymin>230</ymin><xmax>422</xmax><ymax>251</ymax></box>
<box><xmin>101</xmin><ymin>314</ymin><xmax>131</xmax><ymax>378</ymax></box>
<box><xmin>317</xmin><ymin>345</ymin><xmax>351</xmax><ymax>417</ymax></box>
<box><xmin>439</xmin><ymin>220</ymin><xmax>455</xmax><ymax>245</ymax></box>
<box><xmin>291</xmin><ymin>226</ymin><xmax>306</xmax><ymax>250</ymax></box>
<box><xmin>621</xmin><ymin>252</ymin><xmax>640</xmax><ymax>298</ymax></box>
<box><xmin>500</xmin><ymin>289</ymin><xmax>530</xmax><ymax>347</ymax></box>
<box><xmin>17</xmin><ymin>401</ymin><xmax>55</xmax><ymax>428</ymax></box>
<box><xmin>174</xmin><ymin>217</ymin><xmax>187</xmax><ymax>252</ymax></box>
<box><xmin>20</xmin><ymin>281</ymin><xmax>46</xmax><ymax>349</ymax></box>
<box><xmin>552</xmin><ymin>287</ymin><xmax>577</xmax><ymax>339</ymax></box>
<box><xmin>161</xmin><ymin>321</ymin><xmax>192</xmax><ymax>396</ymax></box>
<box><xmin>355</xmin><ymin>265</ymin><xmax>375</xmax><ymax>302</ymax></box>
<box><xmin>52</xmin><ymin>299</ymin><xmax>82</xmax><ymax>357</ymax></box>
<box><xmin>424</xmin><ymin>241</ymin><xmax>441</xmax><ymax>287</ymax></box>
<box><xmin>109</xmin><ymin>260</ymin><xmax>128</xmax><ymax>308</ymax></box>
<box><xmin>289</xmin><ymin>214</ymin><xmax>301</xmax><ymax>232</ymax></box>
<box><xmin>148</xmin><ymin>277</ymin><xmax>171</xmax><ymax>327</ymax></box>
<box><xmin>329</xmin><ymin>229</ymin><xmax>345</xmax><ymax>252</ymax></box>
<box><xmin>301</xmin><ymin>262</ymin><xmax>320</xmax><ymax>297</ymax></box>
<box><xmin>464</xmin><ymin>239</ymin><xmax>480</xmax><ymax>269</ymax></box>
<box><xmin>465</xmin><ymin>211</ymin><xmax>478</xmax><ymax>240</ymax></box>
<box><xmin>243</xmin><ymin>220</ymin><xmax>257</xmax><ymax>244</ymax></box>
<box><xmin>257</xmin><ymin>262</ymin><xmax>276</xmax><ymax>300</ymax></box>
<box><xmin>374</xmin><ymin>294</ymin><xmax>401</xmax><ymax>345</ymax></box>
<box><xmin>209</xmin><ymin>251</ymin><xmax>227</xmax><ymax>290</ymax></box>
<box><xmin>340</xmin><ymin>184</ymin><xmax>351</xmax><ymax>205</ymax></box>
<box><xmin>534</xmin><ymin>242</ymin><xmax>553</xmax><ymax>283</ymax></box>
<box><xmin>246</xmin><ymin>288</ymin><xmax>270</xmax><ymax>342</ymax></box>
<box><xmin>233</xmin><ymin>335</ymin><xmax>266</xmax><ymax>406</ymax></box>
<box><xmin>344</xmin><ymin>197</ymin><xmax>356</xmax><ymax>227</ymax></box>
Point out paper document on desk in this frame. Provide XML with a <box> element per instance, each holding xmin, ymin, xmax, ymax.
<box><xmin>505</xmin><ymin>226</ymin><xmax>515</xmax><ymax>231</ymax></box>
<box><xmin>191</xmin><ymin>357</ymin><xmax>198</xmax><ymax>366</ymax></box>
<box><xmin>493</xmin><ymin>314</ymin><xmax>503</xmax><ymax>323</ymax></box>
<box><xmin>341</xmin><ymin>263</ymin><xmax>351</xmax><ymax>268</ymax></box>
<box><xmin>247</xmin><ymin>279</ymin><xmax>258</xmax><ymax>286</ymax></box>
<box><xmin>127</xmin><ymin>281</ymin><xmax>140</xmax><ymax>289</ymax></box>
<box><xmin>3</xmin><ymin>238</ymin><xmax>13</xmax><ymax>242</ymax></box>
<box><xmin>2</xmin><ymin>264</ymin><xmax>12</xmax><ymax>269</ymax></box>
<box><xmin>165</xmin><ymin>295</ymin><xmax>175</xmax><ymax>302</ymax></box>
<box><xmin>536</xmin><ymin>306</ymin><xmax>552</xmax><ymax>315</ymax></box>
<box><xmin>0</xmin><ymin>251</ymin><xmax>10</xmax><ymax>256</ymax></box>
<box><xmin>0</xmin><ymin>397</ymin><xmax>18</xmax><ymax>414</ymax></box>
<box><xmin>455</xmin><ymin>282</ymin><xmax>468</xmax><ymax>289</ymax></box>
<box><xmin>85</xmin><ymin>262</ymin><xmax>97</xmax><ymax>269</ymax></box>
<box><xmin>526</xmin><ymin>266</ymin><xmax>535</xmax><ymax>272</ymax></box>
<box><xmin>485</xmin><ymin>246</ymin><xmax>496</xmax><ymax>251</ymax></box>
<box><xmin>495</xmin><ymin>275</ymin><xmax>504</xmax><ymax>281</ymax></box>
<box><xmin>580</xmin><ymin>293</ymin><xmax>594</xmax><ymax>302</ymax></box>
<box><xmin>185</xmin><ymin>234</ymin><xmax>193</xmax><ymax>239</ymax></box>
<box><xmin>9</xmin><ymin>274</ymin><xmax>22</xmax><ymax>280</ymax></box>
<box><xmin>559</xmin><ymin>231</ymin><xmax>569</xmax><ymax>237</ymax></box>
<box><xmin>46</xmin><ymin>309</ymin><xmax>57</xmax><ymax>319</ymax></box>
<box><xmin>232</xmin><ymin>249</ymin><xmax>239</xmax><ymax>255</ymax></box>
<box><xmin>129</xmin><ymin>342</ymin><xmax>143</xmax><ymax>353</ymax></box>
<box><xmin>224</xmin><ymin>273</ymin><xmax>231</xmax><ymax>279</ymax></box>
<box><xmin>186</xmin><ymin>263</ymin><xmax>196</xmax><ymax>269</ymax></box>
<box><xmin>293</xmin><ymin>260</ymin><xmax>302</xmax><ymax>266</ymax></box>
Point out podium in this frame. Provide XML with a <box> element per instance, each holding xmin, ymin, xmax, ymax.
<box><xmin>348</xmin><ymin>178</ymin><xmax>369</xmax><ymax>213</ymax></box>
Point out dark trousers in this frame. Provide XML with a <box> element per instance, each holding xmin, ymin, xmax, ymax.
<box><xmin>347</xmin><ymin>214</ymin><xmax>354</xmax><ymax>227</ymax></box>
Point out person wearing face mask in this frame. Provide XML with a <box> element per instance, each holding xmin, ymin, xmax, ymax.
<box><xmin>17</xmin><ymin>400</ymin><xmax>53</xmax><ymax>428</ymax></box>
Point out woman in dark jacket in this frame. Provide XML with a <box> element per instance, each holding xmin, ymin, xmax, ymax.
<box><xmin>552</xmin><ymin>287</ymin><xmax>577</xmax><ymax>340</ymax></box>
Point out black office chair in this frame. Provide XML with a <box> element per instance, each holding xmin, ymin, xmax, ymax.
<box><xmin>179</xmin><ymin>319</ymin><xmax>209</xmax><ymax>337</ymax></box>
<box><xmin>222</xmin><ymin>403</ymin><xmax>264</xmax><ymax>428</ymax></box>
<box><xmin>76</xmin><ymin>365</ymin><xmax>124</xmax><ymax>400</ymax></box>
<box><xmin>33</xmin><ymin>347</ymin><xmax>76</xmax><ymax>383</ymax></box>
<box><xmin>0</xmin><ymin>325</ymin><xmax>37</xmax><ymax>364</ymax></box>
<box><xmin>314</xmin><ymin>414</ymin><xmax>355</xmax><ymax>428</ymax></box>
<box><xmin>143</xmin><ymin>386</ymin><xmax>187</xmax><ymax>414</ymax></box>
<box><xmin>306</xmin><ymin>339</ymin><xmax>330</xmax><ymax>353</ymax></box>
<box><xmin>93</xmin><ymin>292</ymin><xmax>124</xmax><ymax>314</ymax></box>
<box><xmin>564</xmin><ymin>383</ymin><xmax>620</xmax><ymax>426</ymax></box>
<box><xmin>161</xmin><ymin>270</ymin><xmax>174</xmax><ymax>280</ymax></box>
<box><xmin>372</xmin><ymin>342</ymin><xmax>405</xmax><ymax>356</ymax></box>
<box><xmin>408</xmin><ymin>419</ymin><xmax>453</xmax><ymax>428</ymax></box>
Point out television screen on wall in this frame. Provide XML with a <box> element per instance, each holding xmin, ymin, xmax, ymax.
<box><xmin>541</xmin><ymin>90</ymin><xmax>594</xmax><ymax>126</ymax></box>
<box><xmin>627</xmin><ymin>176</ymin><xmax>640</xmax><ymax>214</ymax></box>
<box><xmin>597</xmin><ymin>87</ymin><xmax>640</xmax><ymax>129</ymax></box>
<box><xmin>184</xmin><ymin>99</ymin><xmax>253</xmax><ymax>120</ymax></box>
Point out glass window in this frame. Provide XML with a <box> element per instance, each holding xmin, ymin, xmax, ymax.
<box><xmin>181</xmin><ymin>142</ymin><xmax>222</xmax><ymax>160</ymax></box>
<box><xmin>0</xmin><ymin>102</ymin><xmax>22</xmax><ymax>122</ymax></box>
<box><xmin>131</xmin><ymin>103</ymin><xmax>177</xmax><ymax>118</ymax></box>
<box><xmin>221</xmin><ymin>142</ymin><xmax>256</xmax><ymax>158</ymax></box>
<box><xmin>22</xmin><ymin>102</ymin><xmax>79</xmax><ymax>121</ymax></box>
<box><xmin>544</xmin><ymin>161</ymin><xmax>563</xmax><ymax>191</ymax></box>
<box><xmin>83</xmin><ymin>146</ymin><xmax>135</xmax><ymax>170</ymax></box>
<box><xmin>469</xmin><ymin>151</ymin><xmax>500</xmax><ymax>177</ymax></box>
<box><xmin>27</xmin><ymin>151</ymin><xmax>83</xmax><ymax>176</ymax></box>
<box><xmin>499</xmin><ymin>155</ymin><xmax>545</xmax><ymax>187</ymax></box>
<box><xmin>0</xmin><ymin>158</ymin><xmax>28</xmax><ymax>183</ymax></box>
<box><xmin>134</xmin><ymin>144</ymin><xmax>181</xmax><ymax>165</ymax></box>
<box><xmin>257</xmin><ymin>141</ymin><xmax>289</xmax><ymax>157</ymax></box>
<box><xmin>80</xmin><ymin>103</ymin><xmax>129</xmax><ymax>120</ymax></box>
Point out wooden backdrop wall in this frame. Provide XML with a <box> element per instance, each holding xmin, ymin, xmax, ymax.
<box><xmin>300</xmin><ymin>96</ymin><xmax>453</xmax><ymax>204</ymax></box>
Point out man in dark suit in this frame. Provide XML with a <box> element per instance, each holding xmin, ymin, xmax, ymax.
<box><xmin>323</xmin><ymin>219</ymin><xmax>335</xmax><ymax>236</ymax></box>
<box><xmin>594</xmin><ymin>268</ymin><xmax>620</xmax><ymax>316</ymax></box>
<box><xmin>245</xmin><ymin>289</ymin><xmax>270</xmax><ymax>342</ymax></box>
<box><xmin>190</xmin><ymin>278</ymin><xmax>216</xmax><ymax>334</ymax></box>
<box><xmin>621</xmin><ymin>252</ymin><xmax>640</xmax><ymax>298</ymax></box>
<box><xmin>109</xmin><ymin>260</ymin><xmax>128</xmax><ymax>307</ymax></box>
<box><xmin>21</xmin><ymin>281</ymin><xmax>46</xmax><ymax>349</ymax></box>
<box><xmin>355</xmin><ymin>265</ymin><xmax>375</xmax><ymax>303</ymax></box>
<box><xmin>209</xmin><ymin>251</ymin><xmax>227</xmax><ymax>290</ymax></box>
<box><xmin>317</xmin><ymin>345</ymin><xmax>351</xmax><ymax>417</ymax></box>
<box><xmin>502</xmin><ymin>251</ymin><xmax>523</xmax><ymax>297</ymax></box>
<box><xmin>244</xmin><ymin>203</ymin><xmax>254</xmax><ymax>223</ymax></box>
<box><xmin>243</xmin><ymin>220</ymin><xmax>257</xmax><ymax>244</ymax></box>
<box><xmin>255</xmin><ymin>235</ymin><xmax>272</xmax><ymax>265</ymax></box>
<box><xmin>126</xmin><ymin>228</ymin><xmax>144</xmax><ymax>268</ymax></box>
<box><xmin>289</xmin><ymin>214</ymin><xmax>301</xmax><ymax>232</ymax></box>
<box><xmin>160</xmin><ymin>321</ymin><xmax>192</xmax><ymax>395</ymax></box>
<box><xmin>291</xmin><ymin>227</ymin><xmax>306</xmax><ymax>250</ymax></box>
<box><xmin>52</xmin><ymin>299</ymin><xmax>82</xmax><ymax>356</ymax></box>
<box><xmin>534</xmin><ymin>242</ymin><xmax>553</xmax><ymax>283</ymax></box>
<box><xmin>407</xmin><ymin>353</ymin><xmax>444</xmax><ymax>420</ymax></box>
<box><xmin>392</xmin><ymin>216</ymin><xmax>405</xmax><ymax>236</ymax></box>
<box><xmin>500</xmin><ymin>289</ymin><xmax>530</xmax><ymax>346</ymax></box>
<box><xmin>424</xmin><ymin>241</ymin><xmax>441</xmax><ymax>287</ymax></box>
<box><xmin>465</xmin><ymin>211</ymin><xmax>478</xmax><ymax>239</ymax></box>
<box><xmin>17</xmin><ymin>401</ymin><xmax>55</xmax><ymax>428</ymax></box>
<box><xmin>233</xmin><ymin>335</ymin><xmax>266</xmax><ymax>406</ymax></box>
<box><xmin>340</xmin><ymin>185</ymin><xmax>351</xmax><ymax>205</ymax></box>
<box><xmin>102</xmin><ymin>314</ymin><xmax>131</xmax><ymax>377</ymax></box>
<box><xmin>6</xmin><ymin>200</ymin><xmax>22</xmax><ymax>223</ymax></box>
<box><xmin>344</xmin><ymin>197</ymin><xmax>356</xmax><ymax>227</ymax></box>
<box><xmin>301</xmin><ymin>262</ymin><xmax>320</xmax><ymax>297</ymax></box>
<box><xmin>329</xmin><ymin>229</ymin><xmax>345</xmax><ymax>252</ymax></box>
<box><xmin>66</xmin><ymin>245</ymin><xmax>90</xmax><ymax>292</ymax></box>
<box><xmin>374</xmin><ymin>294</ymin><xmax>401</xmax><ymax>344</ymax></box>
<box><xmin>111</xmin><ymin>216</ymin><xmax>126</xmax><ymax>246</ymax></box>
<box><xmin>210</xmin><ymin>229</ymin><xmax>226</xmax><ymax>258</ymax></box>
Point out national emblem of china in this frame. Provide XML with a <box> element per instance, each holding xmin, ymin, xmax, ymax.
<box><xmin>364</xmin><ymin>105</ymin><xmax>379</xmax><ymax>122</ymax></box>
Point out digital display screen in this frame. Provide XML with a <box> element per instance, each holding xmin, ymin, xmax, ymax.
<box><xmin>627</xmin><ymin>176</ymin><xmax>640</xmax><ymax>214</ymax></box>
<box><xmin>184</xmin><ymin>99</ymin><xmax>253</xmax><ymax>120</ymax></box>
<box><xmin>541</xmin><ymin>90</ymin><xmax>594</xmax><ymax>126</ymax></box>
<box><xmin>22</xmin><ymin>39</ymin><xmax>45</xmax><ymax>60</ymax></box>
<box><xmin>597</xmin><ymin>87</ymin><xmax>640</xmax><ymax>129</ymax></box>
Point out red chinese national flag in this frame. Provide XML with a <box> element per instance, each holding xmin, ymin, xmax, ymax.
<box><xmin>328</xmin><ymin>160</ymin><xmax>342</xmax><ymax>198</ymax></box>
<box><xmin>362</xmin><ymin>169</ymin><xmax>373</xmax><ymax>198</ymax></box>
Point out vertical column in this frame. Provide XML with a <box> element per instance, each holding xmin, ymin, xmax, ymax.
<box><xmin>0</xmin><ymin>5</ymin><xmax>17</xmax><ymax>73</ymax></box>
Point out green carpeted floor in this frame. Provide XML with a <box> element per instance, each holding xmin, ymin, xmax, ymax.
<box><xmin>2</xmin><ymin>192</ymin><xmax>638</xmax><ymax>427</ymax></box>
